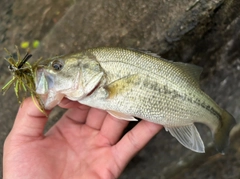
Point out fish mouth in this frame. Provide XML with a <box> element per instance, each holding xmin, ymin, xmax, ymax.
<box><xmin>35</xmin><ymin>67</ymin><xmax>45</xmax><ymax>94</ymax></box>
<box><xmin>35</xmin><ymin>66</ymin><xmax>52</xmax><ymax>94</ymax></box>
<box><xmin>34</xmin><ymin>66</ymin><xmax>64</xmax><ymax>109</ymax></box>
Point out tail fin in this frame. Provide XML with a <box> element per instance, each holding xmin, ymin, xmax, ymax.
<box><xmin>214</xmin><ymin>110</ymin><xmax>236</xmax><ymax>154</ymax></box>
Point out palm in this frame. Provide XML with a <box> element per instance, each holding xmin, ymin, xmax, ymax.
<box><xmin>3</xmin><ymin>98</ymin><xmax>162</xmax><ymax>179</ymax></box>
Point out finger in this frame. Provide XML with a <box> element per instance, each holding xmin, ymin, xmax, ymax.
<box><xmin>85</xmin><ymin>108</ymin><xmax>107</xmax><ymax>130</ymax></box>
<box><xmin>56</xmin><ymin>104</ymin><xmax>91</xmax><ymax>128</ymax></box>
<box><xmin>46</xmin><ymin>105</ymin><xmax>91</xmax><ymax>137</ymax></box>
<box><xmin>58</xmin><ymin>98</ymin><xmax>92</xmax><ymax>124</ymax></box>
<box><xmin>11</xmin><ymin>97</ymin><xmax>50</xmax><ymax>138</ymax></box>
<box><xmin>100</xmin><ymin>114</ymin><xmax>129</xmax><ymax>145</ymax></box>
<box><xmin>114</xmin><ymin>120</ymin><xmax>163</xmax><ymax>165</ymax></box>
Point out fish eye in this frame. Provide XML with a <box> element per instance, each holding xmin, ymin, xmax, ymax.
<box><xmin>51</xmin><ymin>60</ymin><xmax>64</xmax><ymax>71</ymax></box>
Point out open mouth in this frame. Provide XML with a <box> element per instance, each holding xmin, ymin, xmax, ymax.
<box><xmin>35</xmin><ymin>67</ymin><xmax>48</xmax><ymax>94</ymax></box>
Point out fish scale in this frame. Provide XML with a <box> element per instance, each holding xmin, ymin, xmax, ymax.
<box><xmin>35</xmin><ymin>47</ymin><xmax>236</xmax><ymax>153</ymax></box>
<box><xmin>84</xmin><ymin>49</ymin><xmax>214</xmax><ymax>122</ymax></box>
<box><xmin>88</xmin><ymin>48</ymin><xmax>199</xmax><ymax>91</ymax></box>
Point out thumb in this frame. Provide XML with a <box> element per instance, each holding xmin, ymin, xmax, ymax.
<box><xmin>10</xmin><ymin>97</ymin><xmax>50</xmax><ymax>139</ymax></box>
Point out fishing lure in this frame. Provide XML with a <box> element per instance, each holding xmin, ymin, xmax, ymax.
<box><xmin>2</xmin><ymin>46</ymin><xmax>45</xmax><ymax>113</ymax></box>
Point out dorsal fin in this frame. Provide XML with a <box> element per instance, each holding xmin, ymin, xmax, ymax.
<box><xmin>127</xmin><ymin>48</ymin><xmax>170</xmax><ymax>62</ymax></box>
<box><xmin>128</xmin><ymin>48</ymin><xmax>202</xmax><ymax>87</ymax></box>
<box><xmin>173</xmin><ymin>62</ymin><xmax>203</xmax><ymax>87</ymax></box>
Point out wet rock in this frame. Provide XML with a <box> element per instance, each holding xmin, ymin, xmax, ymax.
<box><xmin>0</xmin><ymin>0</ymin><xmax>239</xmax><ymax>178</ymax></box>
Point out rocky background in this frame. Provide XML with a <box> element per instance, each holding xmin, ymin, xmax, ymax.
<box><xmin>0</xmin><ymin>0</ymin><xmax>240</xmax><ymax>178</ymax></box>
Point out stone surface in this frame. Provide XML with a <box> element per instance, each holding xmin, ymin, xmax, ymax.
<box><xmin>0</xmin><ymin>0</ymin><xmax>239</xmax><ymax>178</ymax></box>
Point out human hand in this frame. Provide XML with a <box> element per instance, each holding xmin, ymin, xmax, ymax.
<box><xmin>3</xmin><ymin>98</ymin><xmax>163</xmax><ymax>179</ymax></box>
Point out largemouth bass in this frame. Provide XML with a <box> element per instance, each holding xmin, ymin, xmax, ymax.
<box><xmin>35</xmin><ymin>47</ymin><xmax>236</xmax><ymax>153</ymax></box>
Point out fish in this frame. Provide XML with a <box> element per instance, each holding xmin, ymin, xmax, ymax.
<box><xmin>34</xmin><ymin>47</ymin><xmax>236</xmax><ymax>153</ymax></box>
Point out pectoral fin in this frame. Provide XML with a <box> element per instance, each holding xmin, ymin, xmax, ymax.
<box><xmin>165</xmin><ymin>124</ymin><xmax>205</xmax><ymax>153</ymax></box>
<box><xmin>106</xmin><ymin>74</ymin><xmax>139</xmax><ymax>99</ymax></box>
<box><xmin>107</xmin><ymin>110</ymin><xmax>138</xmax><ymax>121</ymax></box>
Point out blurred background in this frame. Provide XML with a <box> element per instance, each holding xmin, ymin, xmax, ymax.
<box><xmin>0</xmin><ymin>0</ymin><xmax>240</xmax><ymax>178</ymax></box>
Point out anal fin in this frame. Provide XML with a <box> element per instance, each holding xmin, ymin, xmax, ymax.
<box><xmin>165</xmin><ymin>124</ymin><xmax>205</xmax><ymax>153</ymax></box>
<box><xmin>107</xmin><ymin>110</ymin><xmax>138</xmax><ymax>121</ymax></box>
